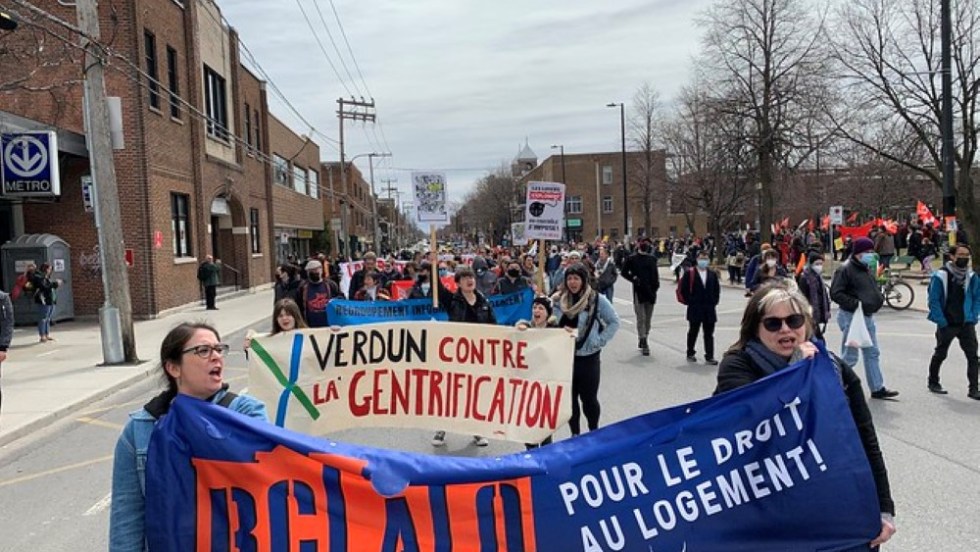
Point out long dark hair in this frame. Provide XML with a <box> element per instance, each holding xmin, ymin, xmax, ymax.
<box><xmin>728</xmin><ymin>280</ymin><xmax>814</xmax><ymax>355</ymax></box>
<box><xmin>272</xmin><ymin>298</ymin><xmax>307</xmax><ymax>334</ymax></box>
<box><xmin>158</xmin><ymin>322</ymin><xmax>221</xmax><ymax>402</ymax></box>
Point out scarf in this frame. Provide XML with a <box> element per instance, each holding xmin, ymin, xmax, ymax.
<box><xmin>745</xmin><ymin>339</ymin><xmax>790</xmax><ymax>376</ymax></box>
<box><xmin>560</xmin><ymin>285</ymin><xmax>594</xmax><ymax>318</ymax></box>
<box><xmin>945</xmin><ymin>261</ymin><xmax>968</xmax><ymax>285</ymax></box>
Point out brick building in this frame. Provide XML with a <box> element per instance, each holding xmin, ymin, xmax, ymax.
<box><xmin>321</xmin><ymin>162</ymin><xmax>375</xmax><ymax>256</ymax></box>
<box><xmin>0</xmin><ymin>0</ymin><xmax>324</xmax><ymax>317</ymax></box>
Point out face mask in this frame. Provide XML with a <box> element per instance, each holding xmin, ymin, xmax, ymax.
<box><xmin>766</xmin><ymin>259</ymin><xmax>777</xmax><ymax>267</ymax></box>
<box><xmin>507</xmin><ymin>268</ymin><xmax>521</xmax><ymax>278</ymax></box>
<box><xmin>955</xmin><ymin>258</ymin><xmax>970</xmax><ymax>269</ymax></box>
<box><xmin>366</xmin><ymin>285</ymin><xmax>376</xmax><ymax>293</ymax></box>
<box><xmin>860</xmin><ymin>253</ymin><xmax>875</xmax><ymax>265</ymax></box>
<box><xmin>309</xmin><ymin>272</ymin><xmax>322</xmax><ymax>282</ymax></box>
<box><xmin>811</xmin><ymin>263</ymin><xmax>824</xmax><ymax>275</ymax></box>
<box><xmin>421</xmin><ymin>283</ymin><xmax>431</xmax><ymax>294</ymax></box>
<box><xmin>697</xmin><ymin>259</ymin><xmax>709</xmax><ymax>269</ymax></box>
<box><xmin>439</xmin><ymin>269</ymin><xmax>449</xmax><ymax>277</ymax></box>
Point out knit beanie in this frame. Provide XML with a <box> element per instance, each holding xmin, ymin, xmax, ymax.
<box><xmin>852</xmin><ymin>237</ymin><xmax>874</xmax><ymax>255</ymax></box>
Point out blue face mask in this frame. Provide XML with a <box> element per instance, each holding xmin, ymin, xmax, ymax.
<box><xmin>860</xmin><ymin>252</ymin><xmax>876</xmax><ymax>265</ymax></box>
<box><xmin>697</xmin><ymin>259</ymin><xmax>709</xmax><ymax>269</ymax></box>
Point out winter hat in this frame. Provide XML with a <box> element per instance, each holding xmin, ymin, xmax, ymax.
<box><xmin>807</xmin><ymin>251</ymin><xmax>825</xmax><ymax>265</ymax></box>
<box><xmin>532</xmin><ymin>296</ymin><xmax>553</xmax><ymax>317</ymax></box>
<box><xmin>305</xmin><ymin>259</ymin><xmax>323</xmax><ymax>272</ymax></box>
<box><xmin>852</xmin><ymin>237</ymin><xmax>874</xmax><ymax>255</ymax></box>
<box><xmin>564</xmin><ymin>262</ymin><xmax>590</xmax><ymax>285</ymax></box>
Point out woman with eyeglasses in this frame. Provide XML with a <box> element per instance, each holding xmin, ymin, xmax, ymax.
<box><xmin>109</xmin><ymin>322</ymin><xmax>267</xmax><ymax>551</ymax></box>
<box><xmin>714</xmin><ymin>281</ymin><xmax>895</xmax><ymax>551</ymax></box>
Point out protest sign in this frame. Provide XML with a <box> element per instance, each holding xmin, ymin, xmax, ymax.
<box><xmin>412</xmin><ymin>172</ymin><xmax>449</xmax><ymax>223</ymax></box>
<box><xmin>148</xmin><ymin>349</ymin><xmax>881</xmax><ymax>551</ymax></box>
<box><xmin>512</xmin><ymin>222</ymin><xmax>528</xmax><ymax>246</ymax></box>
<box><xmin>328</xmin><ymin>288</ymin><xmax>533</xmax><ymax>326</ymax></box>
<box><xmin>525</xmin><ymin>181</ymin><xmax>565</xmax><ymax>240</ymax></box>
<box><xmin>248</xmin><ymin>320</ymin><xmax>574</xmax><ymax>442</ymax></box>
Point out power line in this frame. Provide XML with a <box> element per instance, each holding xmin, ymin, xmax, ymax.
<box><xmin>327</xmin><ymin>0</ymin><xmax>372</xmax><ymax>99</ymax></box>
<box><xmin>310</xmin><ymin>0</ymin><xmax>363</xmax><ymax>99</ymax></box>
<box><xmin>291</xmin><ymin>0</ymin><xmax>358</xmax><ymax>98</ymax></box>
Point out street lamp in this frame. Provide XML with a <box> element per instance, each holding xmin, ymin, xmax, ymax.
<box><xmin>551</xmin><ymin>144</ymin><xmax>568</xmax><ymax>242</ymax></box>
<box><xmin>607</xmin><ymin>102</ymin><xmax>628</xmax><ymax>239</ymax></box>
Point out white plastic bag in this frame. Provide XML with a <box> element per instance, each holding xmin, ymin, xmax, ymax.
<box><xmin>845</xmin><ymin>303</ymin><xmax>873</xmax><ymax>348</ymax></box>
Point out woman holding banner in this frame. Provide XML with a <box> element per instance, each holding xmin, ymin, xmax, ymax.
<box><xmin>516</xmin><ymin>296</ymin><xmax>562</xmax><ymax>449</ymax></box>
<box><xmin>110</xmin><ymin>323</ymin><xmax>268</xmax><ymax>551</ymax></box>
<box><xmin>715</xmin><ymin>281</ymin><xmax>895</xmax><ymax>550</ymax></box>
<box><xmin>244</xmin><ymin>299</ymin><xmax>309</xmax><ymax>356</ymax></box>
<box><xmin>552</xmin><ymin>263</ymin><xmax>620</xmax><ymax>437</ymax></box>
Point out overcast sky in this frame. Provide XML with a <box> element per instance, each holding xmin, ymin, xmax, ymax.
<box><xmin>220</xmin><ymin>0</ymin><xmax>717</xmax><ymax>207</ymax></box>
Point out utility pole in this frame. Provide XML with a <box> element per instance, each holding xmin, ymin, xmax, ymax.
<box><xmin>940</xmin><ymin>0</ymin><xmax>956</xmax><ymax>239</ymax></box>
<box><xmin>337</xmin><ymin>98</ymin><xmax>376</xmax><ymax>257</ymax></box>
<box><xmin>77</xmin><ymin>0</ymin><xmax>136</xmax><ymax>364</ymax></box>
<box><xmin>366</xmin><ymin>152</ymin><xmax>390</xmax><ymax>253</ymax></box>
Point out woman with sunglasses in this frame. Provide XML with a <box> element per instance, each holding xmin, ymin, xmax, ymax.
<box><xmin>715</xmin><ymin>281</ymin><xmax>895</xmax><ymax>550</ymax></box>
<box><xmin>109</xmin><ymin>323</ymin><xmax>268</xmax><ymax>551</ymax></box>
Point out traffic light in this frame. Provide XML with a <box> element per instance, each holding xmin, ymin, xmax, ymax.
<box><xmin>0</xmin><ymin>11</ymin><xmax>17</xmax><ymax>31</ymax></box>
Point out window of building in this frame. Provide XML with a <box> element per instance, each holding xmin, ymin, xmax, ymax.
<box><xmin>567</xmin><ymin>195</ymin><xmax>582</xmax><ymax>214</ymax></box>
<box><xmin>602</xmin><ymin>165</ymin><xmax>613</xmax><ymax>185</ymax></box>
<box><xmin>603</xmin><ymin>196</ymin><xmax>614</xmax><ymax>213</ymax></box>
<box><xmin>203</xmin><ymin>65</ymin><xmax>228</xmax><ymax>140</ymax></box>
<box><xmin>249</xmin><ymin>208</ymin><xmax>261</xmax><ymax>253</ymax></box>
<box><xmin>309</xmin><ymin>169</ymin><xmax>319</xmax><ymax>199</ymax></box>
<box><xmin>292</xmin><ymin>165</ymin><xmax>306</xmax><ymax>194</ymax></box>
<box><xmin>166</xmin><ymin>46</ymin><xmax>179</xmax><ymax>119</ymax></box>
<box><xmin>243</xmin><ymin>103</ymin><xmax>252</xmax><ymax>150</ymax></box>
<box><xmin>144</xmin><ymin>31</ymin><xmax>160</xmax><ymax>110</ymax></box>
<box><xmin>253</xmin><ymin>109</ymin><xmax>261</xmax><ymax>150</ymax></box>
<box><xmin>273</xmin><ymin>154</ymin><xmax>289</xmax><ymax>185</ymax></box>
<box><xmin>171</xmin><ymin>193</ymin><xmax>191</xmax><ymax>257</ymax></box>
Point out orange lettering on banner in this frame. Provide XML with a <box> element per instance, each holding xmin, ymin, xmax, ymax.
<box><xmin>193</xmin><ymin>446</ymin><xmax>537</xmax><ymax>551</ymax></box>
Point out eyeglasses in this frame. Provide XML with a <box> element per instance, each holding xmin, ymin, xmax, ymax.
<box><xmin>181</xmin><ymin>343</ymin><xmax>230</xmax><ymax>359</ymax></box>
<box><xmin>761</xmin><ymin>314</ymin><xmax>806</xmax><ymax>332</ymax></box>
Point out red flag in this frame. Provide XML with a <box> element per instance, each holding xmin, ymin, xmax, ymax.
<box><xmin>781</xmin><ymin>217</ymin><xmax>790</xmax><ymax>229</ymax></box>
<box><xmin>820</xmin><ymin>215</ymin><xmax>830</xmax><ymax>231</ymax></box>
<box><xmin>917</xmin><ymin>201</ymin><xmax>936</xmax><ymax>225</ymax></box>
<box><xmin>846</xmin><ymin>212</ymin><xmax>858</xmax><ymax>223</ymax></box>
<box><xmin>884</xmin><ymin>219</ymin><xmax>898</xmax><ymax>234</ymax></box>
<box><xmin>839</xmin><ymin>221</ymin><xmax>875</xmax><ymax>241</ymax></box>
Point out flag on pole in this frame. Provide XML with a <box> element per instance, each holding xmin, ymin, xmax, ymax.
<box><xmin>820</xmin><ymin>215</ymin><xmax>830</xmax><ymax>231</ymax></box>
<box><xmin>846</xmin><ymin>212</ymin><xmax>858</xmax><ymax>223</ymax></box>
<box><xmin>917</xmin><ymin>201</ymin><xmax>936</xmax><ymax>225</ymax></box>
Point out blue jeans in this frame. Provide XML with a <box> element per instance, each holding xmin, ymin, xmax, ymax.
<box><xmin>602</xmin><ymin>286</ymin><xmax>614</xmax><ymax>303</ymax></box>
<box><xmin>37</xmin><ymin>303</ymin><xmax>53</xmax><ymax>337</ymax></box>
<box><xmin>837</xmin><ymin>309</ymin><xmax>884</xmax><ymax>392</ymax></box>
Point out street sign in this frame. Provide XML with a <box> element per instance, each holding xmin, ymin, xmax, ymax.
<box><xmin>81</xmin><ymin>176</ymin><xmax>95</xmax><ymax>213</ymax></box>
<box><xmin>829</xmin><ymin>205</ymin><xmax>843</xmax><ymax>225</ymax></box>
<box><xmin>1</xmin><ymin>131</ymin><xmax>61</xmax><ymax>197</ymax></box>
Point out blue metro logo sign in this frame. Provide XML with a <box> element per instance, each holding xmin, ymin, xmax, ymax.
<box><xmin>1</xmin><ymin>131</ymin><xmax>61</xmax><ymax>197</ymax></box>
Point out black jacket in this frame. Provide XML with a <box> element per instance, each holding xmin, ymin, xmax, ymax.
<box><xmin>679</xmin><ymin>268</ymin><xmax>720</xmax><ymax>323</ymax></box>
<box><xmin>621</xmin><ymin>252</ymin><xmax>660</xmax><ymax>303</ymax></box>
<box><xmin>715</xmin><ymin>349</ymin><xmax>894</xmax><ymax>516</ymax></box>
<box><xmin>30</xmin><ymin>273</ymin><xmax>59</xmax><ymax>306</ymax></box>
<box><xmin>492</xmin><ymin>275</ymin><xmax>531</xmax><ymax>296</ymax></box>
<box><xmin>830</xmin><ymin>259</ymin><xmax>884</xmax><ymax>314</ymax></box>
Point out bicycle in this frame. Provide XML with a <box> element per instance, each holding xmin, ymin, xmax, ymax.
<box><xmin>878</xmin><ymin>268</ymin><xmax>915</xmax><ymax>310</ymax></box>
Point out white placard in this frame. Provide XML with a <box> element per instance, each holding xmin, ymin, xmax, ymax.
<box><xmin>830</xmin><ymin>206</ymin><xmax>843</xmax><ymax>225</ymax></box>
<box><xmin>411</xmin><ymin>172</ymin><xmax>449</xmax><ymax>223</ymax></box>
<box><xmin>524</xmin><ymin>181</ymin><xmax>565</xmax><ymax>240</ymax></box>
<box><xmin>512</xmin><ymin>222</ymin><xmax>528</xmax><ymax>246</ymax></box>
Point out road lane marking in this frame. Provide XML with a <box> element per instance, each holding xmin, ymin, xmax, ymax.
<box><xmin>75</xmin><ymin>416</ymin><xmax>124</xmax><ymax>430</ymax></box>
<box><xmin>84</xmin><ymin>492</ymin><xmax>112</xmax><ymax>516</ymax></box>
<box><xmin>0</xmin><ymin>455</ymin><xmax>113</xmax><ymax>488</ymax></box>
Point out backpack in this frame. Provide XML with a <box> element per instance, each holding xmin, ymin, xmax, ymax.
<box><xmin>676</xmin><ymin>268</ymin><xmax>695</xmax><ymax>305</ymax></box>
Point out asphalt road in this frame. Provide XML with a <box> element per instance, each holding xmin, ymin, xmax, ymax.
<box><xmin>0</xmin><ymin>279</ymin><xmax>977</xmax><ymax>550</ymax></box>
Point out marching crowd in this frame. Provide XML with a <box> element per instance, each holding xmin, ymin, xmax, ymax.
<box><xmin>17</xmin><ymin>215</ymin><xmax>953</xmax><ymax>549</ymax></box>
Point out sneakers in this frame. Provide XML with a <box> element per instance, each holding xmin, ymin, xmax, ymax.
<box><xmin>472</xmin><ymin>435</ymin><xmax>489</xmax><ymax>447</ymax></box>
<box><xmin>640</xmin><ymin>338</ymin><xmax>650</xmax><ymax>356</ymax></box>
<box><xmin>431</xmin><ymin>431</ymin><xmax>446</xmax><ymax>447</ymax></box>
<box><xmin>705</xmin><ymin>358</ymin><xmax>719</xmax><ymax>366</ymax></box>
<box><xmin>870</xmin><ymin>388</ymin><xmax>900</xmax><ymax>399</ymax></box>
<box><xmin>928</xmin><ymin>383</ymin><xmax>948</xmax><ymax>395</ymax></box>
<box><xmin>968</xmin><ymin>390</ymin><xmax>980</xmax><ymax>400</ymax></box>
<box><xmin>686</xmin><ymin>355</ymin><xmax>697</xmax><ymax>362</ymax></box>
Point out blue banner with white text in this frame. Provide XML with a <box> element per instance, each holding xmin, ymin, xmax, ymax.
<box><xmin>145</xmin><ymin>350</ymin><xmax>881</xmax><ymax>551</ymax></box>
<box><xmin>327</xmin><ymin>288</ymin><xmax>534</xmax><ymax>327</ymax></box>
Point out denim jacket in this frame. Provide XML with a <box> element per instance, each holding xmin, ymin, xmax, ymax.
<box><xmin>552</xmin><ymin>293</ymin><xmax>620</xmax><ymax>356</ymax></box>
<box><xmin>108</xmin><ymin>389</ymin><xmax>267</xmax><ymax>552</ymax></box>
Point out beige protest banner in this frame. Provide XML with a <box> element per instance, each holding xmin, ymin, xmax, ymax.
<box><xmin>248</xmin><ymin>321</ymin><xmax>575</xmax><ymax>443</ymax></box>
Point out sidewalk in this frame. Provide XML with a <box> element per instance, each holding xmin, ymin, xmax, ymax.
<box><xmin>0</xmin><ymin>288</ymin><xmax>275</xmax><ymax>447</ymax></box>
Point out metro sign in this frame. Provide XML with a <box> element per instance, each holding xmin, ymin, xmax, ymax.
<box><xmin>1</xmin><ymin>131</ymin><xmax>61</xmax><ymax>197</ymax></box>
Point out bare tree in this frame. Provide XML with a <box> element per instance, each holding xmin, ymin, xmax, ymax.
<box><xmin>663</xmin><ymin>83</ymin><xmax>756</xmax><ymax>262</ymax></box>
<box><xmin>698</xmin><ymin>0</ymin><xmax>833</xmax><ymax>243</ymax></box>
<box><xmin>0</xmin><ymin>5</ymin><xmax>82</xmax><ymax>104</ymax></box>
<box><xmin>455</xmin><ymin>166</ymin><xmax>520</xmax><ymax>245</ymax></box>
<box><xmin>627</xmin><ymin>82</ymin><xmax>664</xmax><ymax>237</ymax></box>
<box><xmin>830</xmin><ymin>0</ymin><xmax>980</xmax><ymax>242</ymax></box>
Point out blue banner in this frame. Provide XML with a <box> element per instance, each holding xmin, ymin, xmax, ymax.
<box><xmin>145</xmin><ymin>350</ymin><xmax>881</xmax><ymax>551</ymax></box>
<box><xmin>328</xmin><ymin>288</ymin><xmax>534</xmax><ymax>327</ymax></box>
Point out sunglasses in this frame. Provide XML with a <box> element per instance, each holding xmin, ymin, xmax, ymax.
<box><xmin>182</xmin><ymin>343</ymin><xmax>231</xmax><ymax>359</ymax></box>
<box><xmin>761</xmin><ymin>314</ymin><xmax>806</xmax><ymax>332</ymax></box>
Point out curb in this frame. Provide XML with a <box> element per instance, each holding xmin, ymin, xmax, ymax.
<box><xmin>0</xmin><ymin>314</ymin><xmax>268</xmax><ymax>449</ymax></box>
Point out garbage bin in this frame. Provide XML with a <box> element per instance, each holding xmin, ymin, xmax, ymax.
<box><xmin>1</xmin><ymin>233</ymin><xmax>74</xmax><ymax>325</ymax></box>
